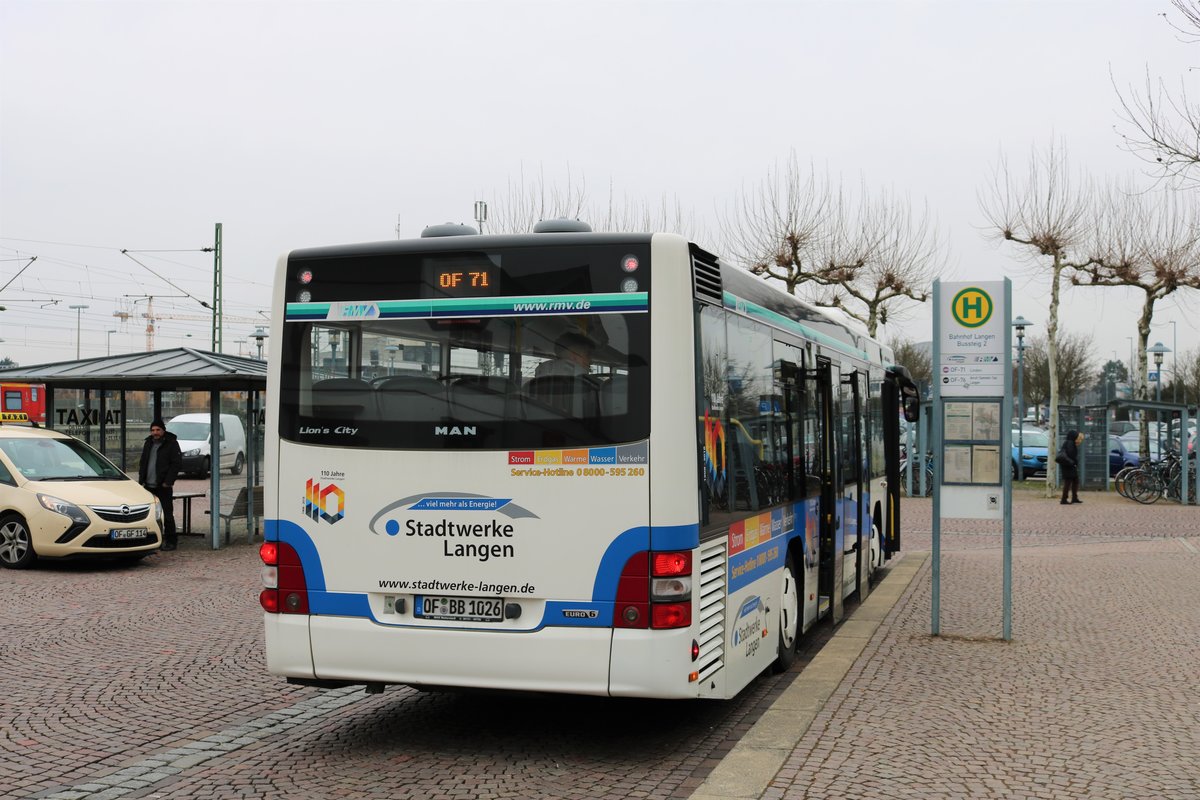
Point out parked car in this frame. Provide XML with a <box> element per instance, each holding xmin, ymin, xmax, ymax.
<box><xmin>1108</xmin><ymin>420</ymin><xmax>1139</xmax><ymax>436</ymax></box>
<box><xmin>0</xmin><ymin>425</ymin><xmax>163</xmax><ymax>568</ymax></box>
<box><xmin>1011</xmin><ymin>428</ymin><xmax>1049</xmax><ymax>478</ymax></box>
<box><xmin>167</xmin><ymin>413</ymin><xmax>247</xmax><ymax>477</ymax></box>
<box><xmin>1119</xmin><ymin>431</ymin><xmax>1162</xmax><ymax>464</ymax></box>
<box><xmin>1108</xmin><ymin>435</ymin><xmax>1140</xmax><ymax>476</ymax></box>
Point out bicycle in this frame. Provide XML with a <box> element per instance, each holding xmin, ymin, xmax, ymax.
<box><xmin>899</xmin><ymin>453</ymin><xmax>934</xmax><ymax>497</ymax></box>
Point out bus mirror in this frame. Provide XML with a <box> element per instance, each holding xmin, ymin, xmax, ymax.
<box><xmin>903</xmin><ymin>395</ymin><xmax>920</xmax><ymax>423</ymax></box>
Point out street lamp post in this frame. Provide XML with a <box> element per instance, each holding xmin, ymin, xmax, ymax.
<box><xmin>385</xmin><ymin>343</ymin><xmax>399</xmax><ymax>375</ymax></box>
<box><xmin>1012</xmin><ymin>316</ymin><xmax>1033</xmax><ymax>481</ymax></box>
<box><xmin>68</xmin><ymin>305</ymin><xmax>90</xmax><ymax>359</ymax></box>
<box><xmin>106</xmin><ymin>329</ymin><xmax>117</xmax><ymax>356</ymax></box>
<box><xmin>1149</xmin><ymin>341</ymin><xmax>1170</xmax><ymax>403</ymax></box>
<box><xmin>252</xmin><ymin>327</ymin><xmax>269</xmax><ymax>361</ymax></box>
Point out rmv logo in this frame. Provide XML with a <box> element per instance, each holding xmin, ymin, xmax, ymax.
<box><xmin>305</xmin><ymin>479</ymin><xmax>345</xmax><ymax>524</ymax></box>
<box><xmin>951</xmin><ymin>287</ymin><xmax>993</xmax><ymax>329</ymax></box>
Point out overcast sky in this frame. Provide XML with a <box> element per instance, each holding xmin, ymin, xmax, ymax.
<box><xmin>2</xmin><ymin>0</ymin><xmax>1197</xmax><ymax>380</ymax></box>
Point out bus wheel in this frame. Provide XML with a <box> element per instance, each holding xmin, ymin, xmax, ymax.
<box><xmin>868</xmin><ymin>522</ymin><xmax>881</xmax><ymax>580</ymax></box>
<box><xmin>772</xmin><ymin>552</ymin><xmax>800</xmax><ymax>673</ymax></box>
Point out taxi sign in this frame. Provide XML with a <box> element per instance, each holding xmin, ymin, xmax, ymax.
<box><xmin>0</xmin><ymin>411</ymin><xmax>30</xmax><ymax>423</ymax></box>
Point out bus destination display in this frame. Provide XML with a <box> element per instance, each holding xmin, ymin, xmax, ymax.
<box><xmin>422</xmin><ymin>259</ymin><xmax>500</xmax><ymax>298</ymax></box>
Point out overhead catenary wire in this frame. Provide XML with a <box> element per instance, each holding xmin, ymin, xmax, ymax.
<box><xmin>0</xmin><ymin>255</ymin><xmax>37</xmax><ymax>294</ymax></box>
<box><xmin>121</xmin><ymin>249</ymin><xmax>212</xmax><ymax>309</ymax></box>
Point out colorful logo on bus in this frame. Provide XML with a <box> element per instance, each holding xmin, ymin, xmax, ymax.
<box><xmin>702</xmin><ymin>411</ymin><xmax>727</xmax><ymax>498</ymax></box>
<box><xmin>304</xmin><ymin>479</ymin><xmax>345</xmax><ymax>524</ymax></box>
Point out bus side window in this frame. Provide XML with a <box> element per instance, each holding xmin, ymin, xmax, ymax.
<box><xmin>802</xmin><ymin>374</ymin><xmax>823</xmax><ymax>499</ymax></box>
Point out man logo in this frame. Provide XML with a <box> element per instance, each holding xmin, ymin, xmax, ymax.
<box><xmin>951</xmin><ymin>287</ymin><xmax>993</xmax><ymax>328</ymax></box>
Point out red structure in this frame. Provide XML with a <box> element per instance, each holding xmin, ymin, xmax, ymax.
<box><xmin>1</xmin><ymin>382</ymin><xmax>47</xmax><ymax>424</ymax></box>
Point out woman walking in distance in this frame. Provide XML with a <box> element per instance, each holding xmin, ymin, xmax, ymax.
<box><xmin>1058</xmin><ymin>430</ymin><xmax>1084</xmax><ymax>505</ymax></box>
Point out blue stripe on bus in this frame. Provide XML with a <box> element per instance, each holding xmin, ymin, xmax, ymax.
<box><xmin>591</xmin><ymin>526</ymin><xmax>650</xmax><ymax>601</ymax></box>
<box><xmin>727</xmin><ymin>532</ymin><xmax>793</xmax><ymax>594</ymax></box>
<box><xmin>266</xmin><ymin>518</ymin><xmax>327</xmax><ymax>592</ymax></box>
<box><xmin>307</xmin><ymin>590</ymin><xmax>372</xmax><ymax>617</ymax></box>
<box><xmin>265</xmin><ymin>518</ymin><xmax>705</xmax><ymax>626</ymax></box>
<box><xmin>649</xmin><ymin>523</ymin><xmax>700</xmax><ymax>551</ymax></box>
<box><xmin>589</xmin><ymin>523</ymin><xmax>701</xmax><ymax>601</ymax></box>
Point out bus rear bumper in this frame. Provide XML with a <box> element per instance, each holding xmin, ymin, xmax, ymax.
<box><xmin>296</xmin><ymin>616</ymin><xmax>615</xmax><ymax>696</ymax></box>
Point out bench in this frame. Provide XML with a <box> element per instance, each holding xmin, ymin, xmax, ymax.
<box><xmin>204</xmin><ymin>485</ymin><xmax>264</xmax><ymax>543</ymax></box>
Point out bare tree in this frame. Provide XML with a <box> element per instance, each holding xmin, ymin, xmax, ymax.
<box><xmin>1114</xmin><ymin>1</ymin><xmax>1200</xmax><ymax>186</ymax></box>
<box><xmin>1074</xmin><ymin>181</ymin><xmax>1200</xmax><ymax>409</ymax></box>
<box><xmin>591</xmin><ymin>187</ymin><xmax>706</xmax><ymax>242</ymax></box>
<box><xmin>809</xmin><ymin>189</ymin><xmax>944</xmax><ymax>337</ymax></box>
<box><xmin>980</xmin><ymin>141</ymin><xmax>1098</xmax><ymax>494</ymax></box>
<box><xmin>1054</xmin><ymin>331</ymin><xmax>1098</xmax><ymax>405</ymax></box>
<box><xmin>484</xmin><ymin>166</ymin><xmax>709</xmax><ymax>241</ymax></box>
<box><xmin>1018</xmin><ymin>335</ymin><xmax>1051</xmax><ymax>420</ymax></box>
<box><xmin>1172</xmin><ymin>346</ymin><xmax>1200</xmax><ymax>406</ymax></box>
<box><xmin>486</xmin><ymin>164</ymin><xmax>589</xmax><ymax>234</ymax></box>
<box><xmin>722</xmin><ymin>154</ymin><xmax>861</xmax><ymax>295</ymax></box>
<box><xmin>724</xmin><ymin>155</ymin><xmax>939</xmax><ymax>337</ymax></box>
<box><xmin>887</xmin><ymin>336</ymin><xmax>931</xmax><ymax>392</ymax></box>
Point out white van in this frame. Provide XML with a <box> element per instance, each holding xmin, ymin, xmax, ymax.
<box><xmin>166</xmin><ymin>413</ymin><xmax>247</xmax><ymax>477</ymax></box>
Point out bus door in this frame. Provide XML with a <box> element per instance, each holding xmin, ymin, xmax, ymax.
<box><xmin>810</xmin><ymin>358</ymin><xmax>843</xmax><ymax>624</ymax></box>
<box><xmin>840</xmin><ymin>370</ymin><xmax>867</xmax><ymax>604</ymax></box>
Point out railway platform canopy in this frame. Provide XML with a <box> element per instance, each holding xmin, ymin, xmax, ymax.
<box><xmin>0</xmin><ymin>347</ymin><xmax>268</xmax><ymax>547</ymax></box>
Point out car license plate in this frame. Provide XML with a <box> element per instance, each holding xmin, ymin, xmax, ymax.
<box><xmin>415</xmin><ymin>595</ymin><xmax>503</xmax><ymax>622</ymax></box>
<box><xmin>110</xmin><ymin>528</ymin><xmax>149</xmax><ymax>540</ymax></box>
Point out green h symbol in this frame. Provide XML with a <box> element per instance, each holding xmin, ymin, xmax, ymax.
<box><xmin>960</xmin><ymin>294</ymin><xmax>983</xmax><ymax>319</ymax></box>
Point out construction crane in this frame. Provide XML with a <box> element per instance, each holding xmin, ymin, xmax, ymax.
<box><xmin>114</xmin><ymin>296</ymin><xmax>267</xmax><ymax>351</ymax></box>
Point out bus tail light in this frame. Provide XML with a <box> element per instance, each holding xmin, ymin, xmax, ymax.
<box><xmin>259</xmin><ymin>541</ymin><xmax>309</xmax><ymax>615</ymax></box>
<box><xmin>652</xmin><ymin>551</ymin><xmax>691</xmax><ymax>577</ymax></box>
<box><xmin>614</xmin><ymin>550</ymin><xmax>694</xmax><ymax>630</ymax></box>
<box><xmin>614</xmin><ymin>552</ymin><xmax>649</xmax><ymax>629</ymax></box>
<box><xmin>651</xmin><ymin>602</ymin><xmax>691</xmax><ymax>629</ymax></box>
<box><xmin>651</xmin><ymin>551</ymin><xmax>691</xmax><ymax>601</ymax></box>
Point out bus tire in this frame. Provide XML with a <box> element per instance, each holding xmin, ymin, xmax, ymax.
<box><xmin>772</xmin><ymin>551</ymin><xmax>801</xmax><ymax>673</ymax></box>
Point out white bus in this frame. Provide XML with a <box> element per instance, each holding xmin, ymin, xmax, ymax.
<box><xmin>261</xmin><ymin>224</ymin><xmax>919</xmax><ymax>699</ymax></box>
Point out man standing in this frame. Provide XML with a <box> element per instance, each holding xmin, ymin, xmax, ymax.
<box><xmin>139</xmin><ymin>418</ymin><xmax>183</xmax><ymax>550</ymax></box>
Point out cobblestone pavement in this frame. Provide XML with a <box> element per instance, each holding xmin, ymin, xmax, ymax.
<box><xmin>3</xmin><ymin>489</ymin><xmax>1196</xmax><ymax>799</ymax></box>
<box><xmin>1</xmin><ymin>510</ymin><xmax>849</xmax><ymax>800</ymax></box>
<box><xmin>762</xmin><ymin>491</ymin><xmax>1200</xmax><ymax>800</ymax></box>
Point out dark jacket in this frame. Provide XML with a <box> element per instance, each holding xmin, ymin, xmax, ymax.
<box><xmin>1059</xmin><ymin>430</ymin><xmax>1079</xmax><ymax>478</ymax></box>
<box><xmin>138</xmin><ymin>431</ymin><xmax>183</xmax><ymax>488</ymax></box>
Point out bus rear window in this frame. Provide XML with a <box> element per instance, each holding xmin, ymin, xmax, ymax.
<box><xmin>279</xmin><ymin>311</ymin><xmax>648</xmax><ymax>449</ymax></box>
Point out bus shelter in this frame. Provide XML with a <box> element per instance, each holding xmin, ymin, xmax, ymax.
<box><xmin>0</xmin><ymin>348</ymin><xmax>269</xmax><ymax>547</ymax></box>
<box><xmin>1059</xmin><ymin>400</ymin><xmax>1196</xmax><ymax>504</ymax></box>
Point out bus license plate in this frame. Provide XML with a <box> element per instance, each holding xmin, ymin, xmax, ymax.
<box><xmin>415</xmin><ymin>595</ymin><xmax>503</xmax><ymax>622</ymax></box>
<box><xmin>110</xmin><ymin>528</ymin><xmax>149</xmax><ymax>540</ymax></box>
